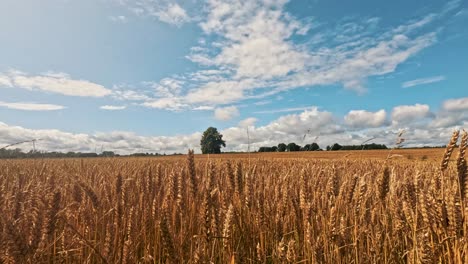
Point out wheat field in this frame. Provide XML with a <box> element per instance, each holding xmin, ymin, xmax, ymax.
<box><xmin>0</xmin><ymin>130</ymin><xmax>467</xmax><ymax>263</ymax></box>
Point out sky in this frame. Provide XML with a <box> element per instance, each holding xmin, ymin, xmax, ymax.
<box><xmin>0</xmin><ymin>0</ymin><xmax>467</xmax><ymax>154</ymax></box>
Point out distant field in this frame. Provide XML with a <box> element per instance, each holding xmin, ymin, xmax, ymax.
<box><xmin>192</xmin><ymin>147</ymin><xmax>447</xmax><ymax>161</ymax></box>
<box><xmin>0</xmin><ymin>134</ymin><xmax>466</xmax><ymax>263</ymax></box>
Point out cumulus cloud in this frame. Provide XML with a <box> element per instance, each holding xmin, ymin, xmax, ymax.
<box><xmin>0</xmin><ymin>75</ymin><xmax>12</xmax><ymax>87</ymax></box>
<box><xmin>1</xmin><ymin>100</ymin><xmax>466</xmax><ymax>154</ymax></box>
<box><xmin>0</xmin><ymin>121</ymin><xmax>201</xmax><ymax>154</ymax></box>
<box><xmin>254</xmin><ymin>106</ymin><xmax>317</xmax><ymax>114</ymax></box>
<box><xmin>100</xmin><ymin>105</ymin><xmax>127</xmax><ymax>110</ymax></box>
<box><xmin>344</xmin><ymin>110</ymin><xmax>387</xmax><ymax>128</ymax></box>
<box><xmin>442</xmin><ymin>97</ymin><xmax>468</xmax><ymax>111</ymax></box>
<box><xmin>155</xmin><ymin>3</ymin><xmax>190</xmax><ymax>26</ymax></box>
<box><xmin>141</xmin><ymin>96</ymin><xmax>188</xmax><ymax>111</ymax></box>
<box><xmin>0</xmin><ymin>70</ymin><xmax>112</xmax><ymax>97</ymax></box>
<box><xmin>117</xmin><ymin>1</ymin><xmax>190</xmax><ymax>26</ymax></box>
<box><xmin>238</xmin><ymin>117</ymin><xmax>258</xmax><ymax>128</ymax></box>
<box><xmin>402</xmin><ymin>75</ymin><xmax>446</xmax><ymax>88</ymax></box>
<box><xmin>103</xmin><ymin>0</ymin><xmax>458</xmax><ymax>111</ymax></box>
<box><xmin>186</xmin><ymin>79</ymin><xmax>259</xmax><ymax>105</ymax></box>
<box><xmin>392</xmin><ymin>104</ymin><xmax>433</xmax><ymax>126</ymax></box>
<box><xmin>431</xmin><ymin>97</ymin><xmax>468</xmax><ymax>127</ymax></box>
<box><xmin>0</xmin><ymin>101</ymin><xmax>66</xmax><ymax>111</ymax></box>
<box><xmin>149</xmin><ymin>78</ymin><xmax>184</xmax><ymax>98</ymax></box>
<box><xmin>214</xmin><ymin>106</ymin><xmax>240</xmax><ymax>121</ymax></box>
<box><xmin>151</xmin><ymin>0</ymin><xmax>448</xmax><ymax>109</ymax></box>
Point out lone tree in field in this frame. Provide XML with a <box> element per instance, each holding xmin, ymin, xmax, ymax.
<box><xmin>200</xmin><ymin>127</ymin><xmax>226</xmax><ymax>154</ymax></box>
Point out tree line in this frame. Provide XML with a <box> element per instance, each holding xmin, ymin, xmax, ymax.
<box><xmin>258</xmin><ymin>142</ymin><xmax>388</xmax><ymax>152</ymax></box>
<box><xmin>0</xmin><ymin>149</ymin><xmax>178</xmax><ymax>159</ymax></box>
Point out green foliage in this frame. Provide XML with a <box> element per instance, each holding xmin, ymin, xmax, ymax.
<box><xmin>302</xmin><ymin>142</ymin><xmax>320</xmax><ymax>151</ymax></box>
<box><xmin>277</xmin><ymin>143</ymin><xmax>287</xmax><ymax>152</ymax></box>
<box><xmin>286</xmin><ymin>142</ymin><xmax>301</xmax><ymax>152</ymax></box>
<box><xmin>340</xmin><ymin>143</ymin><xmax>388</xmax><ymax>150</ymax></box>
<box><xmin>330</xmin><ymin>143</ymin><xmax>342</xmax><ymax>151</ymax></box>
<box><xmin>200</xmin><ymin>127</ymin><xmax>226</xmax><ymax>154</ymax></box>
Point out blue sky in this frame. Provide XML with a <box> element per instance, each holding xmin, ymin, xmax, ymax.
<box><xmin>0</xmin><ymin>0</ymin><xmax>467</xmax><ymax>153</ymax></box>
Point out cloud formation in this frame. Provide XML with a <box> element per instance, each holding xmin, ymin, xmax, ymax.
<box><xmin>0</xmin><ymin>70</ymin><xmax>112</xmax><ymax>97</ymax></box>
<box><xmin>442</xmin><ymin>97</ymin><xmax>468</xmax><ymax>111</ymax></box>
<box><xmin>0</xmin><ymin>101</ymin><xmax>66</xmax><ymax>111</ymax></box>
<box><xmin>402</xmin><ymin>75</ymin><xmax>446</xmax><ymax>88</ymax></box>
<box><xmin>391</xmin><ymin>104</ymin><xmax>433</xmax><ymax>126</ymax></box>
<box><xmin>344</xmin><ymin>110</ymin><xmax>387</xmax><ymax>128</ymax></box>
<box><xmin>117</xmin><ymin>1</ymin><xmax>190</xmax><ymax>26</ymax></box>
<box><xmin>100</xmin><ymin>105</ymin><xmax>127</xmax><ymax>110</ymax></box>
<box><xmin>214</xmin><ymin>106</ymin><xmax>240</xmax><ymax>121</ymax></box>
<box><xmin>113</xmin><ymin>0</ymin><xmax>456</xmax><ymax>111</ymax></box>
<box><xmin>1</xmin><ymin>98</ymin><xmax>467</xmax><ymax>154</ymax></box>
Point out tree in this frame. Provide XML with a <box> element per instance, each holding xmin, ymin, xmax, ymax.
<box><xmin>200</xmin><ymin>127</ymin><xmax>226</xmax><ymax>154</ymax></box>
<box><xmin>287</xmin><ymin>142</ymin><xmax>301</xmax><ymax>152</ymax></box>
<box><xmin>302</xmin><ymin>143</ymin><xmax>320</xmax><ymax>151</ymax></box>
<box><xmin>277</xmin><ymin>143</ymin><xmax>287</xmax><ymax>152</ymax></box>
<box><xmin>310</xmin><ymin>142</ymin><xmax>320</xmax><ymax>151</ymax></box>
<box><xmin>330</xmin><ymin>143</ymin><xmax>342</xmax><ymax>151</ymax></box>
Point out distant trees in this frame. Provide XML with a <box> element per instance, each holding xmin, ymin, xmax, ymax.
<box><xmin>200</xmin><ymin>127</ymin><xmax>226</xmax><ymax>154</ymax></box>
<box><xmin>258</xmin><ymin>142</ymin><xmax>322</xmax><ymax>152</ymax></box>
<box><xmin>277</xmin><ymin>143</ymin><xmax>287</xmax><ymax>152</ymax></box>
<box><xmin>0</xmin><ymin>148</ymin><xmax>171</xmax><ymax>159</ymax></box>
<box><xmin>302</xmin><ymin>142</ymin><xmax>320</xmax><ymax>151</ymax></box>
<box><xmin>287</xmin><ymin>142</ymin><xmax>301</xmax><ymax>152</ymax></box>
<box><xmin>328</xmin><ymin>143</ymin><xmax>343</xmax><ymax>151</ymax></box>
<box><xmin>258</xmin><ymin>146</ymin><xmax>276</xmax><ymax>152</ymax></box>
<box><xmin>325</xmin><ymin>143</ymin><xmax>388</xmax><ymax>151</ymax></box>
<box><xmin>259</xmin><ymin>142</ymin><xmax>388</xmax><ymax>152</ymax></box>
<box><xmin>341</xmin><ymin>143</ymin><xmax>387</xmax><ymax>150</ymax></box>
<box><xmin>0</xmin><ymin>148</ymin><xmax>103</xmax><ymax>159</ymax></box>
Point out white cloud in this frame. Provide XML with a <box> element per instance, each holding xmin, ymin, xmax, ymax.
<box><xmin>392</xmin><ymin>104</ymin><xmax>433</xmax><ymax>125</ymax></box>
<box><xmin>431</xmin><ymin>112</ymin><xmax>467</xmax><ymax>128</ymax></box>
<box><xmin>100</xmin><ymin>105</ymin><xmax>127</xmax><ymax>110</ymax></box>
<box><xmin>155</xmin><ymin>3</ymin><xmax>190</xmax><ymax>26</ymax></box>
<box><xmin>0</xmin><ymin>121</ymin><xmax>202</xmax><ymax>154</ymax></box>
<box><xmin>238</xmin><ymin>117</ymin><xmax>257</xmax><ymax>128</ymax></box>
<box><xmin>1</xmin><ymin>70</ymin><xmax>112</xmax><ymax>97</ymax></box>
<box><xmin>442</xmin><ymin>97</ymin><xmax>468</xmax><ymax>111</ymax></box>
<box><xmin>148</xmin><ymin>78</ymin><xmax>184</xmax><ymax>98</ymax></box>
<box><xmin>105</xmin><ymin>0</ymin><xmax>452</xmax><ymax>111</ymax></box>
<box><xmin>254</xmin><ymin>100</ymin><xmax>272</xmax><ymax>106</ymax></box>
<box><xmin>198</xmin><ymin>0</ymin><xmax>311</xmax><ymax>81</ymax></box>
<box><xmin>109</xmin><ymin>15</ymin><xmax>128</xmax><ymax>23</ymax></box>
<box><xmin>117</xmin><ymin>1</ymin><xmax>190</xmax><ymax>26</ymax></box>
<box><xmin>141</xmin><ymin>97</ymin><xmax>187</xmax><ymax>111</ymax></box>
<box><xmin>0</xmin><ymin>101</ymin><xmax>66</xmax><ymax>111</ymax></box>
<box><xmin>187</xmin><ymin>80</ymin><xmax>258</xmax><ymax>104</ymax></box>
<box><xmin>344</xmin><ymin>109</ymin><xmax>387</xmax><ymax>128</ymax></box>
<box><xmin>0</xmin><ymin>75</ymin><xmax>12</xmax><ymax>87</ymax></box>
<box><xmin>0</xmin><ymin>101</ymin><xmax>465</xmax><ymax>154</ymax></box>
<box><xmin>221</xmin><ymin>107</ymin><xmax>344</xmax><ymax>150</ymax></box>
<box><xmin>254</xmin><ymin>106</ymin><xmax>316</xmax><ymax>114</ymax></box>
<box><xmin>214</xmin><ymin>106</ymin><xmax>240</xmax><ymax>121</ymax></box>
<box><xmin>431</xmin><ymin>97</ymin><xmax>468</xmax><ymax>127</ymax></box>
<box><xmin>402</xmin><ymin>75</ymin><xmax>446</xmax><ymax>88</ymax></box>
<box><xmin>113</xmin><ymin>89</ymin><xmax>151</xmax><ymax>101</ymax></box>
<box><xmin>193</xmin><ymin>105</ymin><xmax>214</xmax><ymax>111</ymax></box>
<box><xmin>264</xmin><ymin>107</ymin><xmax>340</xmax><ymax>135</ymax></box>
<box><xmin>176</xmin><ymin>0</ymin><xmax>442</xmax><ymax>106</ymax></box>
